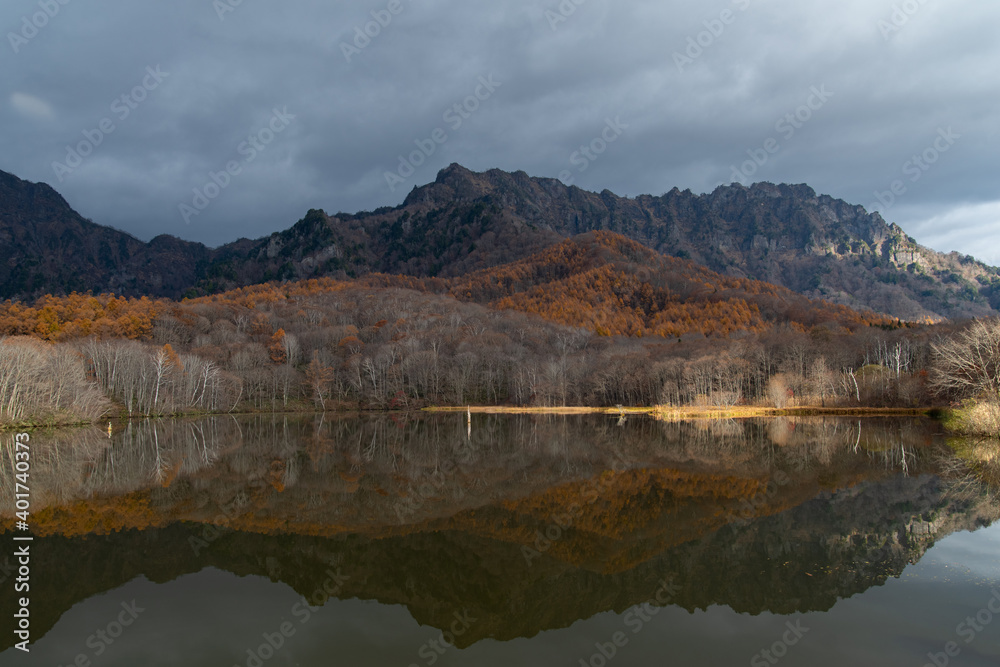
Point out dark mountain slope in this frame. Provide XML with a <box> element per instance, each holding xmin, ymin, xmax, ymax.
<box><xmin>0</xmin><ymin>170</ymin><xmax>213</xmax><ymax>298</ymax></box>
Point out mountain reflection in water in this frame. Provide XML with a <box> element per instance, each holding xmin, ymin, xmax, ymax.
<box><xmin>0</xmin><ymin>414</ymin><xmax>997</xmax><ymax>654</ymax></box>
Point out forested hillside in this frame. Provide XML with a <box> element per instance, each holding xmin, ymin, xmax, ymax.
<box><xmin>371</xmin><ymin>231</ymin><xmax>898</xmax><ymax>337</ymax></box>
<box><xmin>4</xmin><ymin>166</ymin><xmax>997</xmax><ymax>427</ymax></box>
<box><xmin>0</xmin><ymin>235</ymin><xmax>946</xmax><ymax>426</ymax></box>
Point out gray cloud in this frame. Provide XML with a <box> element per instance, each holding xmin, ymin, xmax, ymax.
<box><xmin>2</xmin><ymin>0</ymin><xmax>997</xmax><ymax>257</ymax></box>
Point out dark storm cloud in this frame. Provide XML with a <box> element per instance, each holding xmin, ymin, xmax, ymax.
<box><xmin>2</xmin><ymin>0</ymin><xmax>997</xmax><ymax>258</ymax></box>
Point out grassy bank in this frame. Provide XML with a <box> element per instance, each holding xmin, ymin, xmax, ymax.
<box><xmin>941</xmin><ymin>401</ymin><xmax>1000</xmax><ymax>436</ymax></box>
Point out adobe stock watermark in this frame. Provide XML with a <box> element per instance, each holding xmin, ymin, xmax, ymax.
<box><xmin>233</xmin><ymin>569</ymin><xmax>350</xmax><ymax>667</ymax></box>
<box><xmin>750</xmin><ymin>619</ymin><xmax>809</xmax><ymax>667</ymax></box>
<box><xmin>729</xmin><ymin>85</ymin><xmax>833</xmax><ymax>185</ymax></box>
<box><xmin>521</xmin><ymin>460</ymin><xmax>628</xmax><ymax>566</ymax></box>
<box><xmin>51</xmin><ymin>66</ymin><xmax>170</xmax><ymax>183</ymax></box>
<box><xmin>868</xmin><ymin>126</ymin><xmax>959</xmax><ymax>216</ymax></box>
<box><xmin>55</xmin><ymin>600</ymin><xmax>145</xmax><ymax>667</ymax></box>
<box><xmin>558</xmin><ymin>116</ymin><xmax>628</xmax><ymax>186</ymax></box>
<box><xmin>406</xmin><ymin>610</ymin><xmax>477</xmax><ymax>667</ymax></box>
<box><xmin>545</xmin><ymin>0</ymin><xmax>589</xmax><ymax>31</ymax></box>
<box><xmin>187</xmin><ymin>488</ymin><xmax>262</xmax><ymax>556</ymax></box>
<box><xmin>383</xmin><ymin>74</ymin><xmax>502</xmax><ymax>193</ymax></box>
<box><xmin>340</xmin><ymin>0</ymin><xmax>412</xmax><ymax>63</ymax></box>
<box><xmin>179</xmin><ymin>107</ymin><xmax>296</xmax><ymax>224</ymax></box>
<box><xmin>7</xmin><ymin>0</ymin><xmax>73</xmax><ymax>54</ymax></box>
<box><xmin>723</xmin><ymin>468</ymin><xmax>797</xmax><ymax>527</ymax></box>
<box><xmin>394</xmin><ymin>456</ymin><xmax>472</xmax><ymax>522</ymax></box>
<box><xmin>214</xmin><ymin>0</ymin><xmax>247</xmax><ymax>22</ymax></box>
<box><xmin>673</xmin><ymin>0</ymin><xmax>753</xmax><ymax>73</ymax></box>
<box><xmin>922</xmin><ymin>587</ymin><xmax>1000</xmax><ymax>667</ymax></box>
<box><xmin>877</xmin><ymin>0</ymin><xmax>933</xmax><ymax>41</ymax></box>
<box><xmin>576</xmin><ymin>578</ymin><xmax>682</xmax><ymax>667</ymax></box>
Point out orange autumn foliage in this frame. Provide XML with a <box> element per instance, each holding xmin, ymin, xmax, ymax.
<box><xmin>0</xmin><ymin>232</ymin><xmax>899</xmax><ymax>348</ymax></box>
<box><xmin>0</xmin><ymin>293</ymin><xmax>161</xmax><ymax>341</ymax></box>
<box><xmin>368</xmin><ymin>231</ymin><xmax>899</xmax><ymax>339</ymax></box>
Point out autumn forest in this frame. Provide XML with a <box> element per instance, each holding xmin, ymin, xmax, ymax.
<box><xmin>1</xmin><ymin>230</ymin><xmax>985</xmax><ymax>429</ymax></box>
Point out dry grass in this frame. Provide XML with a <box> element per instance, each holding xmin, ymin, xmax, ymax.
<box><xmin>944</xmin><ymin>401</ymin><xmax>1000</xmax><ymax>436</ymax></box>
<box><xmin>424</xmin><ymin>405</ymin><xmax>937</xmax><ymax>419</ymax></box>
<box><xmin>424</xmin><ymin>406</ymin><xmax>610</xmax><ymax>415</ymax></box>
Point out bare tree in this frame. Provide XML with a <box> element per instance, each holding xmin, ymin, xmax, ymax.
<box><xmin>0</xmin><ymin>337</ymin><xmax>109</xmax><ymax>425</ymax></box>
<box><xmin>931</xmin><ymin>318</ymin><xmax>1000</xmax><ymax>403</ymax></box>
<box><xmin>304</xmin><ymin>351</ymin><xmax>334</xmax><ymax>409</ymax></box>
<box><xmin>766</xmin><ymin>373</ymin><xmax>791</xmax><ymax>409</ymax></box>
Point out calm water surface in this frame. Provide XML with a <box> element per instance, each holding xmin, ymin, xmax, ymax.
<box><xmin>1</xmin><ymin>414</ymin><xmax>997</xmax><ymax>666</ymax></box>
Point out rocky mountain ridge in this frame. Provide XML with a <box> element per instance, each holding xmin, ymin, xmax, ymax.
<box><xmin>2</xmin><ymin>165</ymin><xmax>997</xmax><ymax>321</ymax></box>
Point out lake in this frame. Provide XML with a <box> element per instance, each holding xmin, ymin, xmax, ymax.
<box><xmin>1</xmin><ymin>414</ymin><xmax>998</xmax><ymax>666</ymax></box>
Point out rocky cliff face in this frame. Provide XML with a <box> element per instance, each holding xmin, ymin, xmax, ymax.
<box><xmin>4</xmin><ymin>165</ymin><xmax>998</xmax><ymax>320</ymax></box>
<box><xmin>202</xmin><ymin>164</ymin><xmax>1000</xmax><ymax>320</ymax></box>
<box><xmin>415</xmin><ymin>166</ymin><xmax>1000</xmax><ymax>320</ymax></box>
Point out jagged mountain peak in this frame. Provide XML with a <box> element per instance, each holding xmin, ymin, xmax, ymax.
<box><xmin>2</xmin><ymin>164</ymin><xmax>998</xmax><ymax>321</ymax></box>
<box><xmin>403</xmin><ymin>163</ymin><xmax>556</xmax><ymax>209</ymax></box>
<box><xmin>747</xmin><ymin>181</ymin><xmax>818</xmax><ymax>200</ymax></box>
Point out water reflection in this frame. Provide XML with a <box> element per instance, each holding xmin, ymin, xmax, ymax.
<box><xmin>0</xmin><ymin>414</ymin><xmax>996</xmax><ymax>653</ymax></box>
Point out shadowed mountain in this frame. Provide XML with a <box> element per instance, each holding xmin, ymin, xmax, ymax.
<box><xmin>3</xmin><ymin>165</ymin><xmax>998</xmax><ymax>321</ymax></box>
<box><xmin>0</xmin><ymin>170</ymin><xmax>218</xmax><ymax>298</ymax></box>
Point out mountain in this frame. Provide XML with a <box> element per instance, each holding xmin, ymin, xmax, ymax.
<box><xmin>3</xmin><ymin>165</ymin><xmax>998</xmax><ymax>321</ymax></box>
<box><xmin>423</xmin><ymin>165</ymin><xmax>1000</xmax><ymax>321</ymax></box>
<box><xmin>0</xmin><ymin>170</ymin><xmax>217</xmax><ymax>298</ymax></box>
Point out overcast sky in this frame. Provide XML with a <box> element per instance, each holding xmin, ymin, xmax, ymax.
<box><xmin>2</xmin><ymin>0</ymin><xmax>997</xmax><ymax>263</ymax></box>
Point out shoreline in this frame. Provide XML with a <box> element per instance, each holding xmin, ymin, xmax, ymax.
<box><xmin>0</xmin><ymin>404</ymin><xmax>944</xmax><ymax>433</ymax></box>
<box><xmin>423</xmin><ymin>405</ymin><xmax>941</xmax><ymax>419</ymax></box>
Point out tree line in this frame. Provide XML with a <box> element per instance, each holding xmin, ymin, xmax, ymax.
<box><xmin>2</xmin><ymin>228</ymin><xmax>1000</xmax><ymax>427</ymax></box>
<box><xmin>0</xmin><ymin>279</ymin><xmax>983</xmax><ymax>428</ymax></box>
